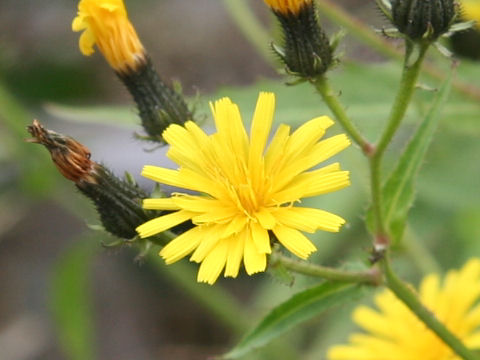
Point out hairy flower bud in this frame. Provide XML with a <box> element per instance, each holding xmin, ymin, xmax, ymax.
<box><xmin>117</xmin><ymin>57</ymin><xmax>192</xmax><ymax>141</ymax></box>
<box><xmin>73</xmin><ymin>0</ymin><xmax>192</xmax><ymax>141</ymax></box>
<box><xmin>391</xmin><ymin>0</ymin><xmax>457</xmax><ymax>41</ymax></box>
<box><xmin>26</xmin><ymin>120</ymin><xmax>158</xmax><ymax>239</ymax></box>
<box><xmin>264</xmin><ymin>0</ymin><xmax>333</xmax><ymax>78</ymax></box>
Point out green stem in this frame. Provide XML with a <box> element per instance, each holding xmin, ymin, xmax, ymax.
<box><xmin>313</xmin><ymin>76</ymin><xmax>370</xmax><ymax>152</ymax></box>
<box><xmin>221</xmin><ymin>0</ymin><xmax>273</xmax><ymax>66</ymax></box>
<box><xmin>369</xmin><ymin>43</ymin><xmax>429</xmax><ymax>239</ymax></box>
<box><xmin>369</xmin><ymin>155</ymin><xmax>386</xmax><ymax>238</ymax></box>
<box><xmin>376</xmin><ymin>43</ymin><xmax>429</xmax><ymax>156</ymax></box>
<box><xmin>273</xmin><ymin>253</ymin><xmax>381</xmax><ymax>285</ymax></box>
<box><xmin>383</xmin><ymin>257</ymin><xmax>478</xmax><ymax>360</ymax></box>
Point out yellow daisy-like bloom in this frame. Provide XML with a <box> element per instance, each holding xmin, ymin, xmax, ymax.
<box><xmin>136</xmin><ymin>92</ymin><xmax>351</xmax><ymax>285</ymax></box>
<box><xmin>328</xmin><ymin>258</ymin><xmax>480</xmax><ymax>360</ymax></box>
<box><xmin>460</xmin><ymin>0</ymin><xmax>480</xmax><ymax>29</ymax></box>
<box><xmin>263</xmin><ymin>0</ymin><xmax>312</xmax><ymax>15</ymax></box>
<box><xmin>72</xmin><ymin>0</ymin><xmax>145</xmax><ymax>72</ymax></box>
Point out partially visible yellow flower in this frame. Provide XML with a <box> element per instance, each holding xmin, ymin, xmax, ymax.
<box><xmin>263</xmin><ymin>0</ymin><xmax>312</xmax><ymax>15</ymax></box>
<box><xmin>460</xmin><ymin>0</ymin><xmax>480</xmax><ymax>29</ymax></box>
<box><xmin>72</xmin><ymin>0</ymin><xmax>145</xmax><ymax>72</ymax></box>
<box><xmin>136</xmin><ymin>92</ymin><xmax>351</xmax><ymax>285</ymax></box>
<box><xmin>328</xmin><ymin>259</ymin><xmax>480</xmax><ymax>360</ymax></box>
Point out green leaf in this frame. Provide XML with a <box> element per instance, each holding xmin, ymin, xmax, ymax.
<box><xmin>223</xmin><ymin>282</ymin><xmax>365</xmax><ymax>359</ymax></box>
<box><xmin>381</xmin><ymin>66</ymin><xmax>455</xmax><ymax>244</ymax></box>
<box><xmin>50</xmin><ymin>238</ymin><xmax>98</xmax><ymax>360</ymax></box>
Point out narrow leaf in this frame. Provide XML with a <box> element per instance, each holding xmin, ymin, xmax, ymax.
<box><xmin>382</xmin><ymin>65</ymin><xmax>455</xmax><ymax>243</ymax></box>
<box><xmin>223</xmin><ymin>282</ymin><xmax>365</xmax><ymax>359</ymax></box>
<box><xmin>50</xmin><ymin>238</ymin><xmax>98</xmax><ymax>360</ymax></box>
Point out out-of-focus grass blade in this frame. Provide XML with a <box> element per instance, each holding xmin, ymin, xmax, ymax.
<box><xmin>50</xmin><ymin>237</ymin><xmax>98</xmax><ymax>360</ymax></box>
<box><xmin>223</xmin><ymin>282</ymin><xmax>365</xmax><ymax>359</ymax></box>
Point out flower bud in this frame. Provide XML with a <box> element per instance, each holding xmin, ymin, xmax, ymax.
<box><xmin>117</xmin><ymin>57</ymin><xmax>192</xmax><ymax>141</ymax></box>
<box><xmin>73</xmin><ymin>0</ymin><xmax>192</xmax><ymax>141</ymax></box>
<box><xmin>391</xmin><ymin>0</ymin><xmax>457</xmax><ymax>41</ymax></box>
<box><xmin>26</xmin><ymin>120</ymin><xmax>157</xmax><ymax>239</ymax></box>
<box><xmin>264</xmin><ymin>0</ymin><xmax>333</xmax><ymax>78</ymax></box>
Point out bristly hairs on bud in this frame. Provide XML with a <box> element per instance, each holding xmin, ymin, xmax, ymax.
<box><xmin>381</xmin><ymin>0</ymin><xmax>458</xmax><ymax>42</ymax></box>
<box><xmin>117</xmin><ymin>56</ymin><xmax>193</xmax><ymax>142</ymax></box>
<box><xmin>266</xmin><ymin>0</ymin><xmax>333</xmax><ymax>79</ymax></box>
<box><xmin>26</xmin><ymin>120</ymin><xmax>163</xmax><ymax>241</ymax></box>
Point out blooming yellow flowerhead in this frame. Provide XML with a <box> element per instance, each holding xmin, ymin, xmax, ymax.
<box><xmin>136</xmin><ymin>92</ymin><xmax>351</xmax><ymax>284</ymax></box>
<box><xmin>72</xmin><ymin>0</ymin><xmax>145</xmax><ymax>73</ymax></box>
<box><xmin>460</xmin><ymin>0</ymin><xmax>480</xmax><ymax>29</ymax></box>
<box><xmin>328</xmin><ymin>258</ymin><xmax>480</xmax><ymax>360</ymax></box>
<box><xmin>263</xmin><ymin>0</ymin><xmax>312</xmax><ymax>15</ymax></box>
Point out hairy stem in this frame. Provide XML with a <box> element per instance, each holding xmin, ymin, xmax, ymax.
<box><xmin>272</xmin><ymin>252</ymin><xmax>382</xmax><ymax>285</ymax></box>
<box><xmin>313</xmin><ymin>76</ymin><xmax>371</xmax><ymax>152</ymax></box>
<box><xmin>369</xmin><ymin>43</ymin><xmax>429</xmax><ymax>239</ymax></box>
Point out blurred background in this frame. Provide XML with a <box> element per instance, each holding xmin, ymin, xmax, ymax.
<box><xmin>1</xmin><ymin>1</ymin><xmax>480</xmax><ymax>359</ymax></box>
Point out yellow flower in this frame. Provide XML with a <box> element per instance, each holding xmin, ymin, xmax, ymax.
<box><xmin>72</xmin><ymin>0</ymin><xmax>145</xmax><ymax>72</ymax></box>
<box><xmin>328</xmin><ymin>259</ymin><xmax>480</xmax><ymax>360</ymax></box>
<box><xmin>263</xmin><ymin>0</ymin><xmax>312</xmax><ymax>15</ymax></box>
<box><xmin>136</xmin><ymin>92</ymin><xmax>350</xmax><ymax>284</ymax></box>
<box><xmin>460</xmin><ymin>0</ymin><xmax>480</xmax><ymax>29</ymax></box>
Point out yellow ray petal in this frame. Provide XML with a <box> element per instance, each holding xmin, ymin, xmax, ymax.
<box><xmin>197</xmin><ymin>239</ymin><xmax>229</xmax><ymax>284</ymax></box>
<box><xmin>254</xmin><ymin>207</ymin><xmax>276</xmax><ymax>230</ymax></box>
<box><xmin>160</xmin><ymin>227</ymin><xmax>203</xmax><ymax>264</ymax></box>
<box><xmin>78</xmin><ymin>29</ymin><xmax>96</xmax><ymax>56</ymax></box>
<box><xmin>250</xmin><ymin>221</ymin><xmax>271</xmax><ymax>254</ymax></box>
<box><xmin>284</xmin><ymin>116</ymin><xmax>333</xmax><ymax>158</ymax></box>
<box><xmin>273</xmin><ymin>207</ymin><xmax>346</xmax><ymax>233</ymax></box>
<box><xmin>264</xmin><ymin>123</ymin><xmax>291</xmax><ymax>174</ymax></box>
<box><xmin>353</xmin><ymin>306</ymin><xmax>394</xmax><ymax>340</ymax></box>
<box><xmin>224</xmin><ymin>233</ymin><xmax>245</xmax><ymax>278</ymax></box>
<box><xmin>249</xmin><ymin>92</ymin><xmax>275</xmax><ymax>173</ymax></box>
<box><xmin>272</xmin><ymin>224</ymin><xmax>316</xmax><ymax>259</ymax></box>
<box><xmin>273</xmin><ymin>170</ymin><xmax>350</xmax><ymax>203</ymax></box>
<box><xmin>143</xmin><ymin>198</ymin><xmax>181</xmax><ymax>210</ymax></box>
<box><xmin>141</xmin><ymin>166</ymin><xmax>185</xmax><ymax>187</ymax></box>
<box><xmin>243</xmin><ymin>231</ymin><xmax>267</xmax><ymax>275</ymax></box>
<box><xmin>136</xmin><ymin>210</ymin><xmax>194</xmax><ymax>238</ymax></box>
<box><xmin>309</xmin><ymin>134</ymin><xmax>351</xmax><ymax>164</ymax></box>
<box><xmin>190</xmin><ymin>225</ymin><xmax>223</xmax><ymax>263</ymax></box>
<box><xmin>272</xmin><ymin>162</ymin><xmax>342</xmax><ymax>195</ymax></box>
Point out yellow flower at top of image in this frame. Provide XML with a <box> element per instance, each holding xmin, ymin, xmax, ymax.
<box><xmin>460</xmin><ymin>0</ymin><xmax>480</xmax><ymax>29</ymax></box>
<box><xmin>72</xmin><ymin>0</ymin><xmax>145</xmax><ymax>73</ymax></box>
<box><xmin>263</xmin><ymin>0</ymin><xmax>312</xmax><ymax>15</ymax></box>
<box><xmin>328</xmin><ymin>258</ymin><xmax>480</xmax><ymax>360</ymax></box>
<box><xmin>136</xmin><ymin>92</ymin><xmax>351</xmax><ymax>285</ymax></box>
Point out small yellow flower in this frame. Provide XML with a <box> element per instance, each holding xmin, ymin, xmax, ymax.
<box><xmin>328</xmin><ymin>259</ymin><xmax>480</xmax><ymax>360</ymax></box>
<box><xmin>72</xmin><ymin>0</ymin><xmax>145</xmax><ymax>72</ymax></box>
<box><xmin>263</xmin><ymin>0</ymin><xmax>312</xmax><ymax>15</ymax></box>
<box><xmin>136</xmin><ymin>92</ymin><xmax>350</xmax><ymax>285</ymax></box>
<box><xmin>460</xmin><ymin>0</ymin><xmax>480</xmax><ymax>29</ymax></box>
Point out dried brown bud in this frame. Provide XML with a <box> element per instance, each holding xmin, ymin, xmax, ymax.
<box><xmin>26</xmin><ymin>119</ymin><xmax>97</xmax><ymax>184</ymax></box>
